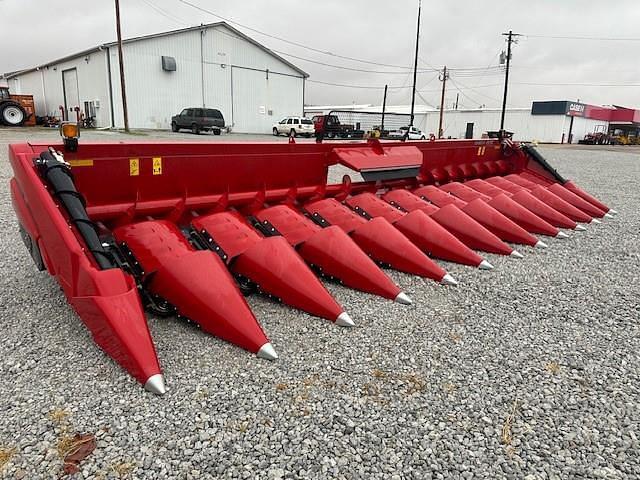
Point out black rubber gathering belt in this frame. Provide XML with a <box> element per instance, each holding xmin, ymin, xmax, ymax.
<box><xmin>35</xmin><ymin>149</ymin><xmax>116</xmax><ymax>270</ymax></box>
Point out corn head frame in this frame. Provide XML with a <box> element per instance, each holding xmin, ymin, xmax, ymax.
<box><xmin>9</xmin><ymin>134</ymin><xmax>616</xmax><ymax>394</ymax></box>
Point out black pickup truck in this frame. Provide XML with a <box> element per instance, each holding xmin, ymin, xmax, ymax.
<box><xmin>171</xmin><ymin>108</ymin><xmax>225</xmax><ymax>135</ymax></box>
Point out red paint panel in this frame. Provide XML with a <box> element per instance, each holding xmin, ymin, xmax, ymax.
<box><xmin>351</xmin><ymin>216</ymin><xmax>446</xmax><ymax>281</ymax></box>
<box><xmin>413</xmin><ymin>185</ymin><xmax>468</xmax><ymax>208</ymax></box>
<box><xmin>344</xmin><ymin>192</ymin><xmax>405</xmax><ymax>224</ymax></box>
<box><xmin>440</xmin><ymin>182</ymin><xmax>492</xmax><ymax>202</ymax></box>
<box><xmin>193</xmin><ymin>212</ymin><xmax>344</xmax><ymax>322</ymax></box>
<box><xmin>257</xmin><ymin>206</ymin><xmax>402</xmax><ymax>300</ymax></box>
<box><xmin>510</xmin><ymin>190</ymin><xmax>577</xmax><ymax>229</ymax></box>
<box><xmin>303</xmin><ymin>198</ymin><xmax>367</xmax><ymax>234</ymax></box>
<box><xmin>460</xmin><ymin>199</ymin><xmax>539</xmax><ymax>246</ymax></box>
<box><xmin>529</xmin><ymin>185</ymin><xmax>593</xmax><ymax>223</ymax></box>
<box><xmin>332</xmin><ymin>144</ymin><xmax>422</xmax><ymax>172</ymax></box>
<box><xmin>298</xmin><ymin>226</ymin><xmax>402</xmax><ymax>300</ymax></box>
<box><xmin>546</xmin><ymin>183</ymin><xmax>606</xmax><ymax>218</ymax></box>
<box><xmin>9</xmin><ymin>143</ymin><xmax>160</xmax><ymax>386</ymax></box>
<box><xmin>563</xmin><ymin>181</ymin><xmax>611</xmax><ymax>213</ymax></box>
<box><xmin>305</xmin><ymin>198</ymin><xmax>445</xmax><ymax>280</ymax></box>
<box><xmin>114</xmin><ymin>220</ymin><xmax>269</xmax><ymax>354</ymax></box>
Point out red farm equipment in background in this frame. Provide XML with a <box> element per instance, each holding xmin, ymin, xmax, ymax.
<box><xmin>8</xmin><ymin>129</ymin><xmax>616</xmax><ymax>394</ymax></box>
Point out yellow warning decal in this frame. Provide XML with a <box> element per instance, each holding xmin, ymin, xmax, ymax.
<box><xmin>129</xmin><ymin>158</ymin><xmax>140</xmax><ymax>176</ymax></box>
<box><xmin>68</xmin><ymin>159</ymin><xmax>93</xmax><ymax>167</ymax></box>
<box><xmin>152</xmin><ymin>157</ymin><xmax>162</xmax><ymax>175</ymax></box>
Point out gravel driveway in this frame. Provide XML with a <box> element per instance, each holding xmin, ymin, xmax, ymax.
<box><xmin>0</xmin><ymin>128</ymin><xmax>638</xmax><ymax>479</ymax></box>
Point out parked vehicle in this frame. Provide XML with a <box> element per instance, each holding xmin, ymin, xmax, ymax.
<box><xmin>578</xmin><ymin>132</ymin><xmax>612</xmax><ymax>145</ymax></box>
<box><xmin>390</xmin><ymin>126</ymin><xmax>426</xmax><ymax>140</ymax></box>
<box><xmin>171</xmin><ymin>108</ymin><xmax>225</xmax><ymax>135</ymax></box>
<box><xmin>272</xmin><ymin>117</ymin><xmax>315</xmax><ymax>137</ymax></box>
<box><xmin>312</xmin><ymin>114</ymin><xmax>357</xmax><ymax>138</ymax></box>
<box><xmin>0</xmin><ymin>86</ymin><xmax>29</xmax><ymax>127</ymax></box>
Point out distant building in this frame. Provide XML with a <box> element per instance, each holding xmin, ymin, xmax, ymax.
<box><xmin>4</xmin><ymin>22</ymin><xmax>308</xmax><ymax>133</ymax></box>
<box><xmin>305</xmin><ymin>101</ymin><xmax>640</xmax><ymax>143</ymax></box>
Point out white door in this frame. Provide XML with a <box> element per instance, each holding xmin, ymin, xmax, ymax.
<box><xmin>62</xmin><ymin>68</ymin><xmax>80</xmax><ymax>121</ymax></box>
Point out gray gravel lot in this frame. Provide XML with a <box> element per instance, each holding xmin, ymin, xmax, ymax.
<box><xmin>0</xmin><ymin>128</ymin><xmax>639</xmax><ymax>479</ymax></box>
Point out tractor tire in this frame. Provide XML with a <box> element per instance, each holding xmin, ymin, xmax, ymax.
<box><xmin>1</xmin><ymin>101</ymin><xmax>27</xmax><ymax>127</ymax></box>
<box><xmin>273</xmin><ymin>127</ymin><xmax>279</xmax><ymax>136</ymax></box>
<box><xmin>171</xmin><ymin>122</ymin><xmax>178</xmax><ymax>132</ymax></box>
<box><xmin>145</xmin><ymin>295</ymin><xmax>175</xmax><ymax>318</ymax></box>
<box><xmin>191</xmin><ymin>123</ymin><xmax>200</xmax><ymax>135</ymax></box>
<box><xmin>19</xmin><ymin>223</ymin><xmax>45</xmax><ymax>271</ymax></box>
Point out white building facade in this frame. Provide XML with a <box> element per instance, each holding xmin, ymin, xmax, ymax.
<box><xmin>305</xmin><ymin>104</ymin><xmax>609</xmax><ymax>144</ymax></box>
<box><xmin>6</xmin><ymin>22</ymin><xmax>307</xmax><ymax>133</ymax></box>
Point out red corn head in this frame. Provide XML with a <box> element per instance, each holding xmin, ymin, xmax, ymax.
<box><xmin>255</xmin><ymin>205</ymin><xmax>407</xmax><ymax>303</ymax></box>
<box><xmin>440</xmin><ymin>182</ymin><xmax>542</xmax><ymax>247</ymax></box>
<box><xmin>381</xmin><ymin>189</ymin><xmax>488</xmax><ymax>268</ymax></box>
<box><xmin>191</xmin><ymin>211</ymin><xmax>345</xmax><ymax>324</ymax></box>
<box><xmin>113</xmin><ymin>220</ymin><xmax>275</xmax><ymax>359</ymax></box>
<box><xmin>413</xmin><ymin>186</ymin><xmax>516</xmax><ymax>257</ymax></box>
<box><xmin>304</xmin><ymin>198</ymin><xmax>448</xmax><ymax>282</ymax></box>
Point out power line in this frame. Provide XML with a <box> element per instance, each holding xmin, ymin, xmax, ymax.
<box><xmin>175</xmin><ymin>0</ymin><xmax>419</xmax><ymax>70</ymax></box>
<box><xmin>526</xmin><ymin>34</ymin><xmax>640</xmax><ymax>41</ymax></box>
<box><xmin>140</xmin><ymin>2</ymin><xmax>425</xmax><ymax>76</ymax></box>
<box><xmin>306</xmin><ymin>79</ymin><xmax>410</xmax><ymax>90</ymax></box>
<box><xmin>138</xmin><ymin>0</ymin><xmax>190</xmax><ymax>26</ymax></box>
<box><xmin>175</xmin><ymin>0</ymin><xmax>519</xmax><ymax>74</ymax></box>
<box><xmin>516</xmin><ymin>81</ymin><xmax>640</xmax><ymax>87</ymax></box>
<box><xmin>451</xmin><ymin>75</ymin><xmax>502</xmax><ymax>102</ymax></box>
<box><xmin>272</xmin><ymin>49</ymin><xmax>435</xmax><ymax>75</ymax></box>
<box><xmin>449</xmin><ymin>78</ymin><xmax>490</xmax><ymax>107</ymax></box>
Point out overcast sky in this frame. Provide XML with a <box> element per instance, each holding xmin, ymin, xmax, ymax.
<box><xmin>1</xmin><ymin>0</ymin><xmax>639</xmax><ymax>110</ymax></box>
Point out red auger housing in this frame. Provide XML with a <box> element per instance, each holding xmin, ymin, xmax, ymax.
<box><xmin>8</xmin><ymin>137</ymin><xmax>616</xmax><ymax>394</ymax></box>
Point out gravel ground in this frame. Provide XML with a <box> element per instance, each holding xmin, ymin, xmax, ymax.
<box><xmin>0</xmin><ymin>128</ymin><xmax>639</xmax><ymax>479</ymax></box>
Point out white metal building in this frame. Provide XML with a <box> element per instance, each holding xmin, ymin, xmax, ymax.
<box><xmin>305</xmin><ymin>103</ymin><xmax>610</xmax><ymax>143</ymax></box>
<box><xmin>5</xmin><ymin>22</ymin><xmax>308</xmax><ymax>133</ymax></box>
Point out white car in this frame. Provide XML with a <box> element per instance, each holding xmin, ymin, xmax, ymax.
<box><xmin>396</xmin><ymin>126</ymin><xmax>427</xmax><ymax>140</ymax></box>
<box><xmin>272</xmin><ymin>117</ymin><xmax>315</xmax><ymax>137</ymax></box>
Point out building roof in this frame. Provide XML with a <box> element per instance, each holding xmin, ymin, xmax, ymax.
<box><xmin>4</xmin><ymin>21</ymin><xmax>308</xmax><ymax>79</ymax></box>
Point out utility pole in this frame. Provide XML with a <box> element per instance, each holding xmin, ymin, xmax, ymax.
<box><xmin>500</xmin><ymin>30</ymin><xmax>521</xmax><ymax>132</ymax></box>
<box><xmin>455</xmin><ymin>93</ymin><xmax>459</xmax><ymax>110</ymax></box>
<box><xmin>115</xmin><ymin>0</ymin><xmax>130</xmax><ymax>132</ymax></box>
<box><xmin>381</xmin><ymin>84</ymin><xmax>388</xmax><ymax>133</ymax></box>
<box><xmin>438</xmin><ymin>66</ymin><xmax>449</xmax><ymax>138</ymax></box>
<box><xmin>409</xmin><ymin>0</ymin><xmax>422</xmax><ymax>127</ymax></box>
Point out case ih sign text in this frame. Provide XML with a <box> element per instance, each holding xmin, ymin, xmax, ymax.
<box><xmin>566</xmin><ymin>102</ymin><xmax>586</xmax><ymax>116</ymax></box>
